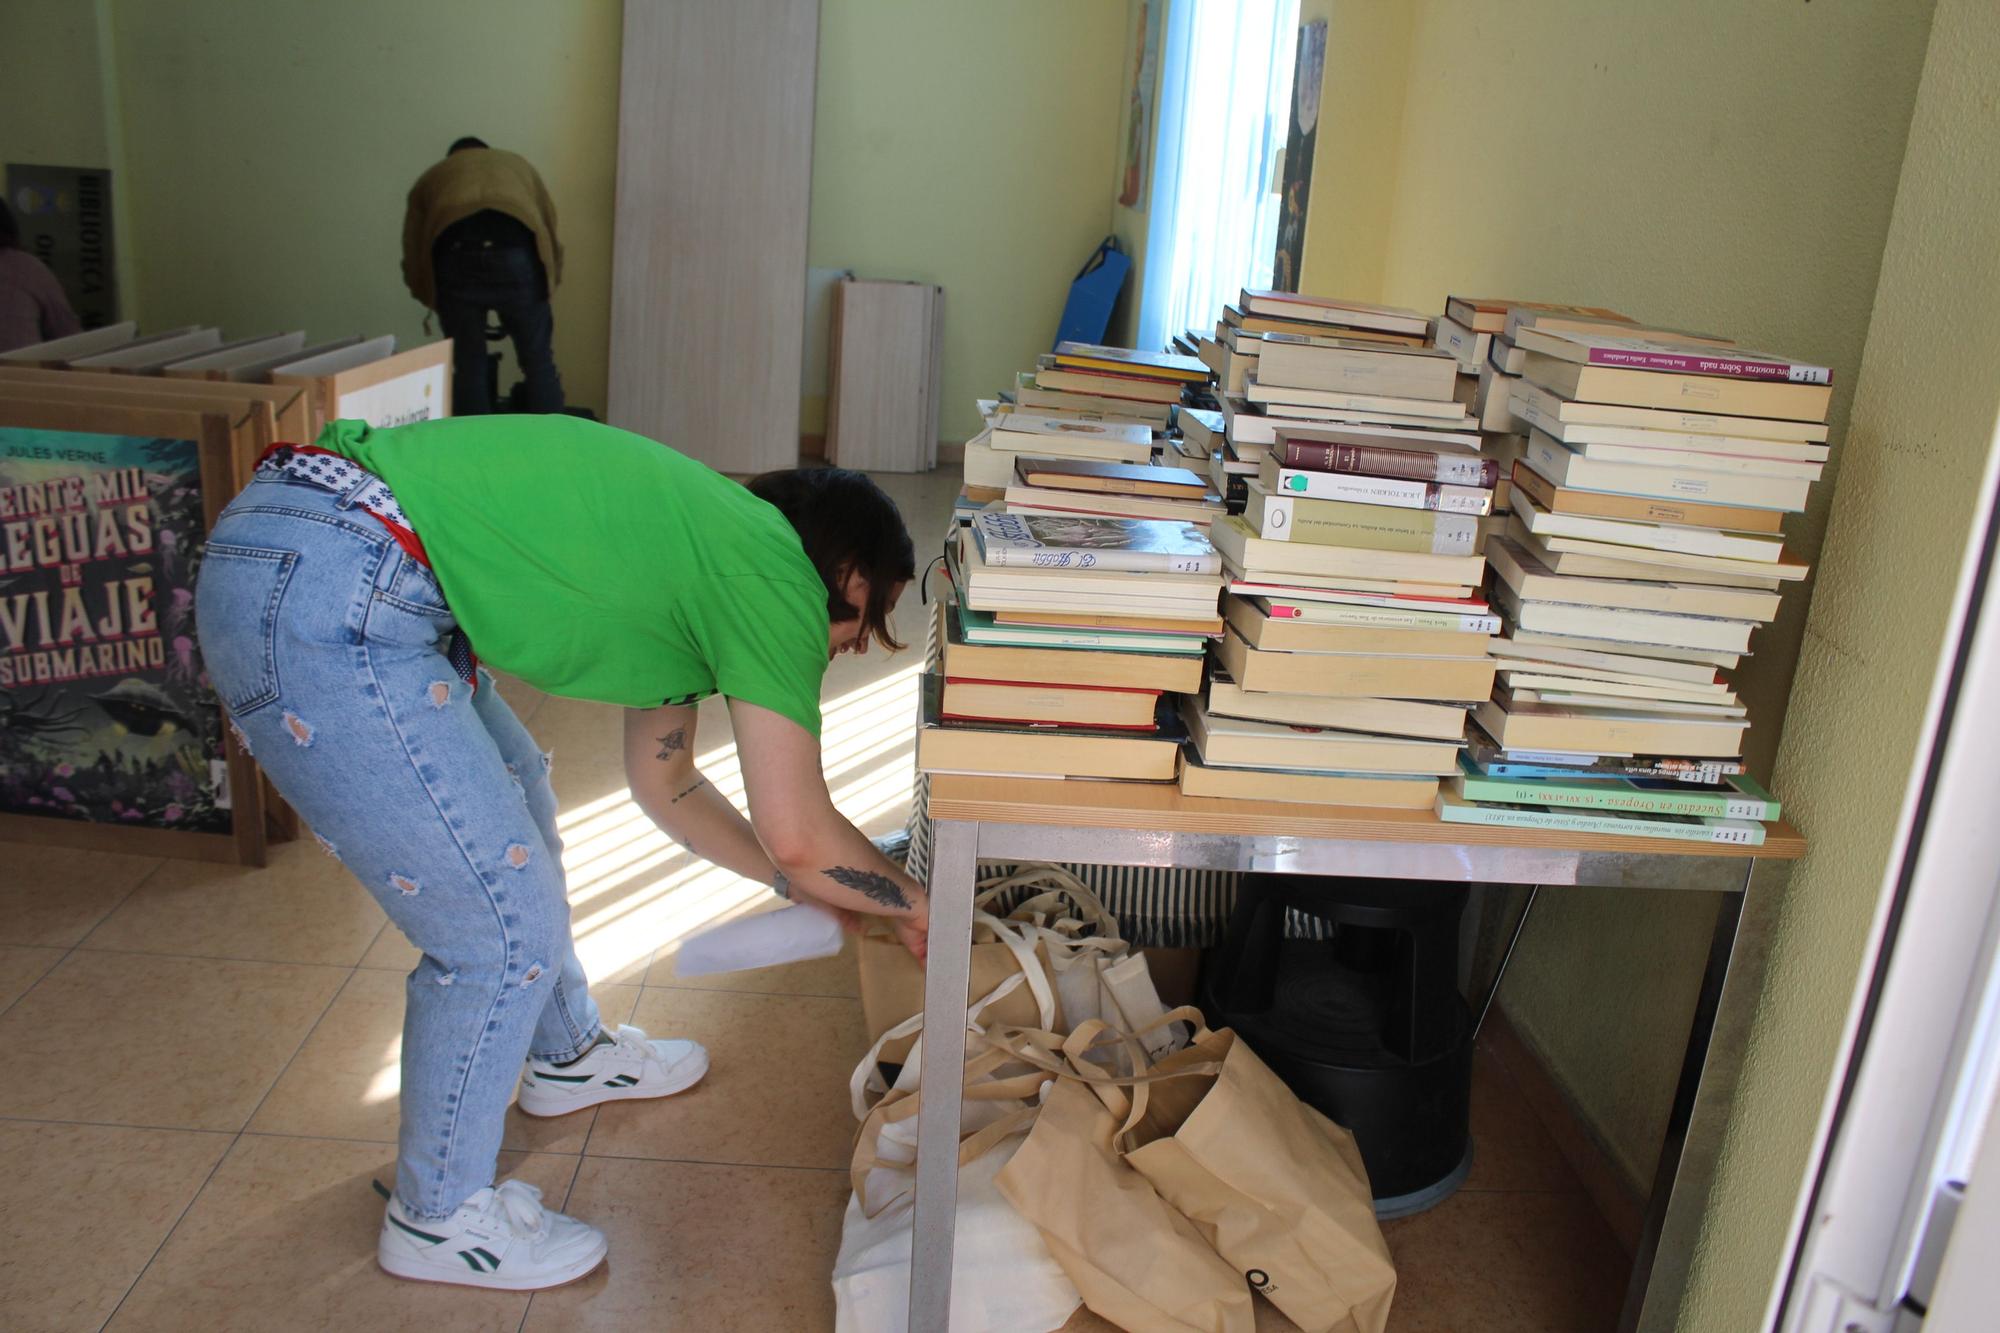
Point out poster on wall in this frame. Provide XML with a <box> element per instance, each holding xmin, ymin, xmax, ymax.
<box><xmin>5</xmin><ymin>164</ymin><xmax>119</xmax><ymax>328</ymax></box>
<box><xmin>1118</xmin><ymin>0</ymin><xmax>1162</xmax><ymax>209</ymax></box>
<box><xmin>1273</xmin><ymin>18</ymin><xmax>1328</xmax><ymax>293</ymax></box>
<box><xmin>0</xmin><ymin>425</ymin><xmax>230</xmax><ymax>834</ymax></box>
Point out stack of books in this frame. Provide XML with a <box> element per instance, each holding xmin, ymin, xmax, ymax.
<box><xmin>1443</xmin><ymin>328</ymin><xmax>1829</xmax><ymax>844</ymax></box>
<box><xmin>920</xmin><ymin>509</ymin><xmax>1227</xmax><ymax>783</ymax></box>
<box><xmin>1181</xmin><ymin>471</ymin><xmax>1502</xmax><ymax>809</ymax></box>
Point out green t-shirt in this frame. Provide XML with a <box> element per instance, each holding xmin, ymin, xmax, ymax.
<box><xmin>321</xmin><ymin>416</ymin><xmax>829</xmax><ymax>734</ymax></box>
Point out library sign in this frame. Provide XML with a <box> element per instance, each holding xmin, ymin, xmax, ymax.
<box><xmin>0</xmin><ymin>427</ymin><xmax>227</xmax><ymax>831</ymax></box>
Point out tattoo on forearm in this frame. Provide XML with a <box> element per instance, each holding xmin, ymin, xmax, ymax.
<box><xmin>656</xmin><ymin>727</ymin><xmax>687</xmax><ymax>761</ymax></box>
<box><xmin>668</xmin><ymin>776</ymin><xmax>707</xmax><ymax>805</ymax></box>
<box><xmin>823</xmin><ymin>865</ymin><xmax>911</xmax><ymax>912</ymax></box>
<box><xmin>772</xmin><ymin>872</ymin><xmax>790</xmax><ymax>900</ymax></box>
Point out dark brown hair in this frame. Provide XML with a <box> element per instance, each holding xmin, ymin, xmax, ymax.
<box><xmin>746</xmin><ymin>467</ymin><xmax>916</xmax><ymax>651</ymax></box>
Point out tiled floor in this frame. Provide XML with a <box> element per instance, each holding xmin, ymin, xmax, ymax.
<box><xmin>0</xmin><ymin>470</ymin><xmax>1627</xmax><ymax>1331</ymax></box>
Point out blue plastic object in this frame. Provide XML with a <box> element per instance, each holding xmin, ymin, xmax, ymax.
<box><xmin>1054</xmin><ymin>236</ymin><xmax>1131</xmax><ymax>350</ymax></box>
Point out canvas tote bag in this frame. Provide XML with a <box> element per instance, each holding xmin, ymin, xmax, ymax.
<box><xmin>859</xmin><ymin>866</ymin><xmax>1178</xmax><ymax>1064</ymax></box>
<box><xmin>990</xmin><ymin>1027</ymin><xmax>1254</xmax><ymax>1333</ymax></box>
<box><xmin>835</xmin><ymin>991</ymin><xmax>1083</xmax><ymax>1332</ymax></box>
<box><xmin>1064</xmin><ymin>1010</ymin><xmax>1399</xmax><ymax>1333</ymax></box>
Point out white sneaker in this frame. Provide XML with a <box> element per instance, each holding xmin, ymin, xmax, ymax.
<box><xmin>516</xmin><ymin>1023</ymin><xmax>710</xmax><ymax>1117</ymax></box>
<box><xmin>378</xmin><ymin>1179</ymin><xmax>606</xmax><ymax>1290</ymax></box>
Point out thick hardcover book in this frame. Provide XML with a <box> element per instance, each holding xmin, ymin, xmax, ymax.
<box><xmin>1514</xmin><ymin>329</ymin><xmax>1832</xmax><ymax>385</ymax></box>
<box><xmin>1525</xmin><ymin>432</ymin><xmax>1810</xmax><ymax>512</ymax></box>
<box><xmin>941</xmin><ymin>677</ymin><xmax>1162</xmax><ymax>730</ymax></box>
<box><xmin>1456</xmin><ymin>752</ymin><xmax>1784</xmax><ymax>816</ymax></box>
<box><xmin>1507</xmin><ymin>460</ymin><xmax>1787</xmax><ymax>535</ymax></box>
<box><xmin>1179</xmin><ymin>756</ymin><xmax>1440</xmax><ymax>809</ymax></box>
<box><xmin>1261</xmin><ymin>459</ymin><xmax>1493</xmax><ymax>515</ymax></box>
<box><xmin>1237</xmin><ymin>289</ymin><xmax>1431</xmax><ymax>336</ymax></box>
<box><xmin>971</xmin><ymin>511</ymin><xmax>1220</xmax><ymax>575</ymax></box>
<box><xmin>1279</xmin><ymin>433</ymin><xmax>1498</xmax><ymax>487</ymax></box>
<box><xmin>1435</xmin><ymin>791</ymin><xmax>1765</xmax><ymax>845</ymax></box>
<box><xmin>917</xmin><ymin>677</ymin><xmax>1185</xmax><ymax>782</ymax></box>
<box><xmin>1213</xmin><ymin>515</ymin><xmax>1488</xmax><ymax>586</ymax></box>
<box><xmin>1446</xmin><ymin>297</ymin><xmax>1632</xmax><ymax>336</ymax></box>
<box><xmin>1521</xmin><ymin>353</ymin><xmax>1833</xmax><ymax>424</ymax></box>
<box><xmin>1015</xmin><ymin>456</ymin><xmax>1208</xmax><ymax>499</ymax></box>
<box><xmin>1053</xmin><ymin>341</ymin><xmax>1214</xmax><ymax>383</ymax></box>
<box><xmin>1247</xmin><ymin>482</ymin><xmax>1481</xmax><ymax>555</ymax></box>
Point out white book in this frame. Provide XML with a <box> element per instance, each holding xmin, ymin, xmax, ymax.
<box><xmin>1509</xmin><ymin>381</ymin><xmax>1830</xmax><ymax>443</ymax></box>
<box><xmin>1567</xmin><ymin>440</ymin><xmax>1824</xmax><ymax>480</ymax></box>
<box><xmin>1245</xmin><ymin>376</ymin><xmax>1472</xmax><ymax>420</ymax></box>
<box><xmin>1487</xmin><ymin>638</ymin><xmax>1729</xmax><ymax>686</ymax></box>
<box><xmin>1525</xmin><ymin>431</ymin><xmax>1811</xmax><ymax>512</ymax></box>
<box><xmin>1491</xmin><ymin>584</ymin><xmax>1756</xmax><ymax>654</ymax></box>
<box><xmin>1547</xmin><ymin>421</ymin><xmax>1830</xmax><ymax>462</ymax></box>
<box><xmin>1515</xmin><ymin>500</ymin><xmax>1787</xmax><ymax>564</ymax></box>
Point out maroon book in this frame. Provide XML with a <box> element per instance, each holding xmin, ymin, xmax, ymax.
<box><xmin>1280</xmin><ymin>435</ymin><xmax>1499</xmax><ymax>488</ymax></box>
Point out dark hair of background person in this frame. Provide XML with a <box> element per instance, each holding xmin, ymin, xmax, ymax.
<box><xmin>0</xmin><ymin>200</ymin><xmax>20</xmax><ymax>250</ymax></box>
<box><xmin>746</xmin><ymin>468</ymin><xmax>917</xmax><ymax>652</ymax></box>
<box><xmin>448</xmin><ymin>136</ymin><xmax>489</xmax><ymax>154</ymax></box>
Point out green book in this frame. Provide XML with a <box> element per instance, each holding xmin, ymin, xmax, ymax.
<box><xmin>1435</xmin><ymin>790</ymin><xmax>1766</xmax><ymax>846</ymax></box>
<box><xmin>954</xmin><ymin>604</ymin><xmax>1207</xmax><ymax>655</ymax></box>
<box><xmin>1451</xmin><ymin>759</ymin><xmax>1780</xmax><ymax>820</ymax></box>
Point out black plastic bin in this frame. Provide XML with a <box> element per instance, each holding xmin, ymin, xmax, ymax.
<box><xmin>1201</xmin><ymin>875</ymin><xmax>1475</xmax><ymax>1216</ymax></box>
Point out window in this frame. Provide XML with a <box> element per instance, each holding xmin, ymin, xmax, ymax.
<box><xmin>1136</xmin><ymin>0</ymin><xmax>1302</xmax><ymax>353</ymax></box>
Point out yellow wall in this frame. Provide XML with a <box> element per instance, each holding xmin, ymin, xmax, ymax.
<box><xmin>1684</xmin><ymin>0</ymin><xmax>2000</xmax><ymax>1322</ymax></box>
<box><xmin>1300</xmin><ymin>0</ymin><xmax>1935</xmax><ymax>1206</ymax></box>
<box><xmin>102</xmin><ymin>0</ymin><xmax>622</xmax><ymax>414</ymax></box>
<box><xmin>808</xmin><ymin>0</ymin><xmax>1127</xmax><ymax>444</ymax></box>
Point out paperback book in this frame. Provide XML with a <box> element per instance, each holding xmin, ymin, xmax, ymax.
<box><xmin>1435</xmin><ymin>791</ymin><xmax>1766</xmax><ymax>845</ymax></box>
<box><xmin>971</xmin><ymin>510</ymin><xmax>1220</xmax><ymax>575</ymax></box>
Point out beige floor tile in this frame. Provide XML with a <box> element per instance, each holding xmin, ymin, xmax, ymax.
<box><xmin>1462</xmin><ymin>1040</ymin><xmax>1576</xmax><ymax>1193</ymax></box>
<box><xmin>585</xmin><ymin>988</ymin><xmax>868</xmax><ymax>1169</ymax></box>
<box><xmin>251</xmin><ymin>968</ymin><xmax>642</xmax><ymax>1154</ymax></box>
<box><xmin>105</xmin><ymin>1135</ymin><xmax>577</xmax><ymax>1333</ymax></box>
<box><xmin>81</xmin><ymin>836</ymin><xmax>386</xmax><ymax>965</ymax></box>
<box><xmin>520</xmin><ymin>1157</ymin><xmax>848</xmax><ymax>1332</ymax></box>
<box><xmin>0</xmin><ymin>951</ymin><xmax>347</xmax><ymax>1130</ymax></box>
<box><xmin>0</xmin><ymin>842</ymin><xmax>159</xmax><ymax>946</ymax></box>
<box><xmin>0</xmin><ymin>1121</ymin><xmax>231</xmax><ymax>1332</ymax></box>
<box><xmin>645</xmin><ymin>897</ymin><xmax>863</xmax><ymax>998</ymax></box>
<box><xmin>1378</xmin><ymin>1189</ymin><xmax>1627</xmax><ymax>1332</ymax></box>
<box><xmin>357</xmin><ymin>917</ymin><xmax>422</xmax><ymax>971</ymax></box>
<box><xmin>0</xmin><ymin>943</ymin><xmax>66</xmax><ymax>1012</ymax></box>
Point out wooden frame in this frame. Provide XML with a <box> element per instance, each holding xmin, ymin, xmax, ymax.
<box><xmin>0</xmin><ymin>366</ymin><xmax>315</xmax><ymax>446</ymax></box>
<box><xmin>0</xmin><ymin>397</ymin><xmax>273</xmax><ymax>865</ymax></box>
<box><xmin>272</xmin><ymin>337</ymin><xmax>451</xmax><ymax>434</ymax></box>
<box><xmin>826</xmin><ymin>278</ymin><xmax>944</xmax><ymax>473</ymax></box>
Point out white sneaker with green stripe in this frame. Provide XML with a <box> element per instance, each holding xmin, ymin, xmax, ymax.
<box><xmin>516</xmin><ymin>1023</ymin><xmax>709</xmax><ymax>1117</ymax></box>
<box><xmin>378</xmin><ymin>1179</ymin><xmax>606</xmax><ymax>1290</ymax></box>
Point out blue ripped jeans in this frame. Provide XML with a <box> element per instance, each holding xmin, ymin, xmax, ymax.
<box><xmin>195</xmin><ymin>472</ymin><xmax>602</xmax><ymax>1220</ymax></box>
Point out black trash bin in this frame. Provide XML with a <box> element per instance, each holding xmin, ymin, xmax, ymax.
<box><xmin>1202</xmin><ymin>874</ymin><xmax>1475</xmax><ymax>1216</ymax></box>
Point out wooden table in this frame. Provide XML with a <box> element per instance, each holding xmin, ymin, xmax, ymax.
<box><xmin>909</xmin><ymin>774</ymin><xmax>1807</xmax><ymax>1333</ymax></box>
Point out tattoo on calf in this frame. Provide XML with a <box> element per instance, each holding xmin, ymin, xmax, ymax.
<box><xmin>823</xmin><ymin>865</ymin><xmax>910</xmax><ymax>912</ymax></box>
<box><xmin>668</xmin><ymin>776</ymin><xmax>707</xmax><ymax>805</ymax></box>
<box><xmin>656</xmin><ymin>727</ymin><xmax>687</xmax><ymax>761</ymax></box>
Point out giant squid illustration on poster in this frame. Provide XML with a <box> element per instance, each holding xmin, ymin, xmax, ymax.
<box><xmin>0</xmin><ymin>427</ymin><xmax>227</xmax><ymax>831</ymax></box>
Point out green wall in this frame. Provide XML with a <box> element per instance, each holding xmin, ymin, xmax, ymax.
<box><xmin>105</xmin><ymin>0</ymin><xmax>622</xmax><ymax>415</ymax></box>
<box><xmin>0</xmin><ymin>1</ymin><xmax>111</xmax><ymax>171</ymax></box>
<box><xmin>1683</xmin><ymin>0</ymin><xmax>2000</xmax><ymax>1321</ymax></box>
<box><xmin>808</xmin><ymin>0</ymin><xmax>1128</xmax><ymax>444</ymax></box>
<box><xmin>1302</xmin><ymin>0</ymin><xmax>1936</xmax><ymax>1220</ymax></box>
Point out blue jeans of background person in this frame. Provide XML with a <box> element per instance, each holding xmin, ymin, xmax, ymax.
<box><xmin>194</xmin><ymin>473</ymin><xmax>601</xmax><ymax>1220</ymax></box>
<box><xmin>434</xmin><ymin>240</ymin><xmax>564</xmax><ymax>416</ymax></box>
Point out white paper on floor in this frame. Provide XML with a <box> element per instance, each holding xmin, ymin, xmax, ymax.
<box><xmin>674</xmin><ymin>900</ymin><xmax>848</xmax><ymax>975</ymax></box>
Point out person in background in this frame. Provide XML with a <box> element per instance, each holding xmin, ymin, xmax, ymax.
<box><xmin>402</xmin><ymin>136</ymin><xmax>565</xmax><ymax>415</ymax></box>
<box><xmin>0</xmin><ymin>200</ymin><xmax>84</xmax><ymax>353</ymax></box>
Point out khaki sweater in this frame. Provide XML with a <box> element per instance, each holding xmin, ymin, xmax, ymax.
<box><xmin>401</xmin><ymin>148</ymin><xmax>563</xmax><ymax>309</ymax></box>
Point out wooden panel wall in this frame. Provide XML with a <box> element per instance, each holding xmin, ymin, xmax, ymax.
<box><xmin>609</xmin><ymin>0</ymin><xmax>819</xmax><ymax>474</ymax></box>
<box><xmin>826</xmin><ymin>279</ymin><xmax>943</xmax><ymax>473</ymax></box>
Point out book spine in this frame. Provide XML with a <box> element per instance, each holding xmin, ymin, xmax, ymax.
<box><xmin>1259</xmin><ymin>492</ymin><xmax>1480</xmax><ymax>556</ymax></box>
<box><xmin>1582</xmin><ymin>347</ymin><xmax>1832</xmax><ymax>385</ymax></box>
<box><xmin>1458</xmin><ymin>777</ymin><xmax>1778</xmax><ymax>819</ymax></box>
<box><xmin>1482</xmin><ymin>760</ymin><xmax>1741</xmax><ymax>784</ymax></box>
<box><xmin>1439</xmin><ymin>799</ymin><xmax>1765</xmax><ymax>844</ymax></box>
<box><xmin>1274</xmin><ymin>467</ymin><xmax>1492</xmax><ymax>515</ymax></box>
<box><xmin>1277</xmin><ymin>604</ymin><xmax>1502</xmax><ymax>632</ymax></box>
<box><xmin>1282</xmin><ymin>438</ymin><xmax>1499</xmax><ymax>487</ymax></box>
<box><xmin>978</xmin><ymin>545</ymin><xmax>1221</xmax><ymax>575</ymax></box>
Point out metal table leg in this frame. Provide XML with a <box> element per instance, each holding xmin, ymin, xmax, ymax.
<box><xmin>1619</xmin><ymin>859</ymin><xmax>1758</xmax><ymax>1333</ymax></box>
<box><xmin>908</xmin><ymin>817</ymin><xmax>979</xmax><ymax>1331</ymax></box>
